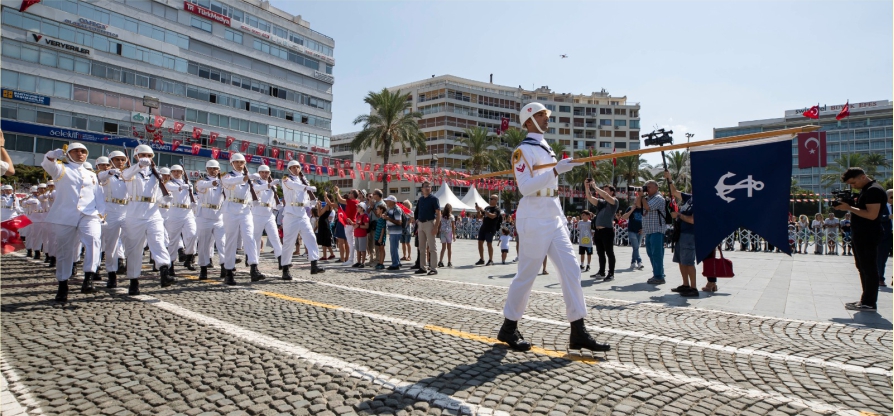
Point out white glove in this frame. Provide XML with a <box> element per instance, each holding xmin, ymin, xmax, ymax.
<box><xmin>48</xmin><ymin>149</ymin><xmax>65</xmax><ymax>160</ymax></box>
<box><xmin>271</xmin><ymin>179</ymin><xmax>281</xmax><ymax>186</ymax></box>
<box><xmin>190</xmin><ymin>202</ymin><xmax>197</xmax><ymax>209</ymax></box>
<box><xmin>162</xmin><ymin>195</ymin><xmax>173</xmax><ymax>203</ymax></box>
<box><xmin>554</xmin><ymin>158</ymin><xmax>583</xmax><ymax>175</ymax></box>
<box><xmin>108</xmin><ymin>168</ymin><xmax>120</xmax><ymax>176</ymax></box>
<box><xmin>306</xmin><ymin>186</ymin><xmax>317</xmax><ymax>192</ymax></box>
<box><xmin>138</xmin><ymin>158</ymin><xmax>151</xmax><ymax>168</ymax></box>
<box><xmin>249</xmin><ymin>173</ymin><xmax>261</xmax><ymax>181</ymax></box>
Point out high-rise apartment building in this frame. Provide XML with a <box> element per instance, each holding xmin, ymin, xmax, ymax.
<box><xmin>330</xmin><ymin>74</ymin><xmax>641</xmax><ymax>200</ymax></box>
<box><xmin>1</xmin><ymin>0</ymin><xmax>334</xmax><ymax>179</ymax></box>
<box><xmin>714</xmin><ymin>100</ymin><xmax>892</xmax><ymax>194</ymax></box>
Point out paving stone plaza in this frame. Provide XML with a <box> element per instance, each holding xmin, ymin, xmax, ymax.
<box><xmin>1</xmin><ymin>240</ymin><xmax>891</xmax><ymax>416</ymax></box>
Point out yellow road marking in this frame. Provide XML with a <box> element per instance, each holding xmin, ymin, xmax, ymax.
<box><xmin>259</xmin><ymin>291</ymin><xmax>342</xmax><ymax>310</ymax></box>
<box><xmin>183</xmin><ymin>276</ymin><xmax>221</xmax><ymax>285</ymax></box>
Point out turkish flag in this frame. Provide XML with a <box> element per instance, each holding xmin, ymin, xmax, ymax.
<box><xmin>209</xmin><ymin>131</ymin><xmax>219</xmax><ymax>145</ymax></box>
<box><xmin>356</xmin><ymin>162</ymin><xmax>362</xmax><ymax>171</ymax></box>
<box><xmin>1</xmin><ymin>215</ymin><xmax>31</xmax><ymax>254</ymax></box>
<box><xmin>256</xmin><ymin>144</ymin><xmax>266</xmax><ymax>156</ymax></box>
<box><xmin>303</xmin><ymin>164</ymin><xmax>310</xmax><ymax>173</ymax></box>
<box><xmin>276</xmin><ymin>159</ymin><xmax>285</xmax><ymax>171</ymax></box>
<box><xmin>19</xmin><ymin>0</ymin><xmax>40</xmax><ymax>12</ymax></box>
<box><xmin>316</xmin><ymin>166</ymin><xmax>322</xmax><ymax>175</ymax></box>
<box><xmin>240</xmin><ymin>140</ymin><xmax>250</xmax><ymax>153</ymax></box>
<box><xmin>152</xmin><ymin>131</ymin><xmax>164</xmax><ymax>145</ymax></box>
<box><xmin>271</xmin><ymin>148</ymin><xmax>280</xmax><ymax>159</ymax></box>
<box><xmin>153</xmin><ymin>116</ymin><xmax>166</xmax><ymax>128</ymax></box>
<box><xmin>501</xmin><ymin>117</ymin><xmax>509</xmax><ymax>132</ymax></box>
<box><xmin>192</xmin><ymin>127</ymin><xmax>203</xmax><ymax>140</ymax></box>
<box><xmin>365</xmin><ymin>163</ymin><xmax>371</xmax><ymax>172</ymax></box>
<box><xmin>262</xmin><ymin>157</ymin><xmax>270</xmax><ymax>166</ymax></box>
<box><xmin>802</xmin><ymin>104</ymin><xmax>820</xmax><ymax>120</ymax></box>
<box><xmin>225</xmin><ymin>136</ymin><xmax>235</xmax><ymax>149</ymax></box>
<box><xmin>172</xmin><ymin>139</ymin><xmax>182</xmax><ymax>152</ymax></box>
<box><xmin>299</xmin><ymin>154</ymin><xmax>306</xmax><ymax>163</ymax></box>
<box><xmin>173</xmin><ymin>121</ymin><xmax>185</xmax><ymax>133</ymax></box>
<box><xmin>349</xmin><ymin>169</ymin><xmax>355</xmax><ymax>179</ymax></box>
<box><xmin>286</xmin><ymin>150</ymin><xmax>294</xmax><ymax>161</ymax></box>
<box><xmin>191</xmin><ymin>143</ymin><xmax>201</xmax><ymax>155</ymax></box>
<box><xmin>612</xmin><ymin>148</ymin><xmax>617</xmax><ymax>166</ymax></box>
<box><xmin>211</xmin><ymin>148</ymin><xmax>221</xmax><ymax>160</ymax></box>
<box><xmin>359</xmin><ymin>172</ymin><xmax>365</xmax><ymax>180</ymax></box>
<box><xmin>377</xmin><ymin>173</ymin><xmax>383</xmax><ymax>181</ymax></box>
<box><xmin>797</xmin><ymin>132</ymin><xmax>827</xmax><ymax>169</ymax></box>
<box><xmin>374</xmin><ymin>163</ymin><xmax>381</xmax><ymax>172</ymax></box>
<box><xmin>836</xmin><ymin>101</ymin><xmax>850</xmax><ymax>121</ymax></box>
<box><xmin>339</xmin><ymin>169</ymin><xmax>345</xmax><ymax>178</ymax></box>
<box><xmin>387</xmin><ymin>174</ymin><xmax>392</xmax><ymax>182</ymax></box>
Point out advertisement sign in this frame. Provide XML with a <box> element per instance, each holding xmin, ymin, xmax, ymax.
<box><xmin>63</xmin><ymin>18</ymin><xmax>118</xmax><ymax>38</ymax></box>
<box><xmin>27</xmin><ymin>32</ymin><xmax>92</xmax><ymax>55</ymax></box>
<box><xmin>233</xmin><ymin>22</ymin><xmax>335</xmax><ymax>66</ymax></box>
<box><xmin>130</xmin><ymin>112</ymin><xmax>172</xmax><ymax>128</ymax></box>
<box><xmin>2</xmin><ymin>89</ymin><xmax>50</xmax><ymax>106</ymax></box>
<box><xmin>784</xmin><ymin>100</ymin><xmax>889</xmax><ymax>118</ymax></box>
<box><xmin>183</xmin><ymin>1</ymin><xmax>231</xmax><ymax>25</ymax></box>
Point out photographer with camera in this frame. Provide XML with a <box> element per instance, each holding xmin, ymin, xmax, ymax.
<box><xmin>833</xmin><ymin>167</ymin><xmax>886</xmax><ymax>311</ymax></box>
<box><xmin>584</xmin><ymin>178</ymin><xmax>618</xmax><ymax>281</ymax></box>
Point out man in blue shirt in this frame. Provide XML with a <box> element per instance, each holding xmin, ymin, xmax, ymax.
<box><xmin>384</xmin><ymin>195</ymin><xmax>404</xmax><ymax>270</ymax></box>
<box><xmin>414</xmin><ymin>181</ymin><xmax>441</xmax><ymax>275</ymax></box>
<box><xmin>641</xmin><ymin>179</ymin><xmax>667</xmax><ymax>284</ymax></box>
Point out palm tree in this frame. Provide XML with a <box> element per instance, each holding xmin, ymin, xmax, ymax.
<box><xmin>663</xmin><ymin>150</ymin><xmax>691</xmax><ymax>191</ymax></box>
<box><xmin>821</xmin><ymin>154</ymin><xmax>865</xmax><ymax>188</ymax></box>
<box><xmin>491</xmin><ymin>128</ymin><xmax>528</xmax><ymax>172</ymax></box>
<box><xmin>863</xmin><ymin>153</ymin><xmax>891</xmax><ymax>179</ymax></box>
<box><xmin>616</xmin><ymin>156</ymin><xmax>652</xmax><ymax>188</ymax></box>
<box><xmin>351</xmin><ymin>88</ymin><xmax>426</xmax><ymax>192</ymax></box>
<box><xmin>449</xmin><ymin>126</ymin><xmax>502</xmax><ymax>175</ymax></box>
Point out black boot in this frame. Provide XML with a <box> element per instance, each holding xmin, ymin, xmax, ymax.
<box><xmin>128</xmin><ymin>278</ymin><xmax>140</xmax><ymax>296</ymax></box>
<box><xmin>71</xmin><ymin>264</ymin><xmax>77</xmax><ymax>277</ymax></box>
<box><xmin>55</xmin><ymin>280</ymin><xmax>69</xmax><ymax>303</ymax></box>
<box><xmin>178</xmin><ymin>248</ymin><xmax>186</xmax><ymax>262</ymax></box>
<box><xmin>35</xmin><ymin>251</ymin><xmax>42</xmax><ymax>261</ymax></box>
<box><xmin>281</xmin><ymin>265</ymin><xmax>293</xmax><ymax>281</ymax></box>
<box><xmin>310</xmin><ymin>260</ymin><xmax>325</xmax><ymax>275</ymax></box>
<box><xmin>497</xmin><ymin>318</ymin><xmax>531</xmax><ymax>351</ymax></box>
<box><xmin>107</xmin><ymin>272</ymin><xmax>117</xmax><ymax>288</ymax></box>
<box><xmin>92</xmin><ymin>272</ymin><xmax>102</xmax><ymax>281</ymax></box>
<box><xmin>27</xmin><ymin>249</ymin><xmax>32</xmax><ymax>257</ymax></box>
<box><xmin>118</xmin><ymin>258</ymin><xmax>125</xmax><ymax>272</ymax></box>
<box><xmin>150</xmin><ymin>258</ymin><xmax>158</xmax><ymax>272</ymax></box>
<box><xmin>277</xmin><ymin>256</ymin><xmax>282</xmax><ymax>271</ymax></box>
<box><xmin>224</xmin><ymin>269</ymin><xmax>236</xmax><ymax>285</ymax></box>
<box><xmin>184</xmin><ymin>255</ymin><xmax>196</xmax><ymax>271</ymax></box>
<box><xmin>81</xmin><ymin>272</ymin><xmax>96</xmax><ymax>294</ymax></box>
<box><xmin>250</xmin><ymin>264</ymin><xmax>267</xmax><ymax>282</ymax></box>
<box><xmin>569</xmin><ymin>318</ymin><xmax>610</xmax><ymax>352</ymax></box>
<box><xmin>47</xmin><ymin>256</ymin><xmax>56</xmax><ymax>268</ymax></box>
<box><xmin>199</xmin><ymin>266</ymin><xmax>208</xmax><ymax>280</ymax></box>
<box><xmin>219</xmin><ymin>264</ymin><xmax>227</xmax><ymax>280</ymax></box>
<box><xmin>159</xmin><ymin>265</ymin><xmax>171</xmax><ymax>288</ymax></box>
<box><xmin>168</xmin><ymin>263</ymin><xmax>177</xmax><ymax>277</ymax></box>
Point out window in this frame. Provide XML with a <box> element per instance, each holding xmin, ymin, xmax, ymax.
<box><xmin>545</xmin><ymin>104</ymin><xmax>556</xmax><ymax>111</ymax></box>
<box><xmin>614</xmin><ymin>120</ymin><xmax>627</xmax><ymax>127</ymax></box>
<box><xmin>225</xmin><ymin>29</ymin><xmax>243</xmax><ymax>44</ymax></box>
<box><xmin>599</xmin><ymin>119</ymin><xmax>612</xmax><ymax>126</ymax></box>
<box><xmin>613</xmin><ymin>108</ymin><xmax>626</xmax><ymax>115</ymax></box>
<box><xmin>615</xmin><ymin>142</ymin><xmax>627</xmax><ymax>149</ymax></box>
<box><xmin>559</xmin><ymin>106</ymin><xmax>571</xmax><ymax>113</ymax></box>
<box><xmin>614</xmin><ymin>131</ymin><xmax>626</xmax><ymax>138</ymax></box>
<box><xmin>599</xmin><ymin>141</ymin><xmax>611</xmax><ymax>148</ymax></box>
<box><xmin>36</xmin><ymin>111</ymin><xmax>54</xmax><ymax>125</ymax></box>
<box><xmin>630</xmin><ymin>120</ymin><xmax>640</xmax><ymax>129</ymax></box>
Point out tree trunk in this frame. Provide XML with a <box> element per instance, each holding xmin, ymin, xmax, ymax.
<box><xmin>381</xmin><ymin>138</ymin><xmax>390</xmax><ymax>195</ymax></box>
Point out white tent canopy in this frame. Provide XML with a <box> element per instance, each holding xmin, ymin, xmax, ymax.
<box><xmin>460</xmin><ymin>186</ymin><xmax>489</xmax><ymax>210</ymax></box>
<box><xmin>433</xmin><ymin>182</ymin><xmax>474</xmax><ymax>211</ymax></box>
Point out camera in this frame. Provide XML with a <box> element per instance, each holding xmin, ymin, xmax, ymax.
<box><xmin>642</xmin><ymin>129</ymin><xmax>674</xmax><ymax>147</ymax></box>
<box><xmin>831</xmin><ymin>189</ymin><xmax>856</xmax><ymax>207</ymax></box>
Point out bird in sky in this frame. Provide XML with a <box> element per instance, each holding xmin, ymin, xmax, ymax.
<box><xmin>560</xmin><ymin>54</ymin><xmax>568</xmax><ymax>59</ymax></box>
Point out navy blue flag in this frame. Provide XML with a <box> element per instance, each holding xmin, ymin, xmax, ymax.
<box><xmin>691</xmin><ymin>137</ymin><xmax>793</xmax><ymax>262</ymax></box>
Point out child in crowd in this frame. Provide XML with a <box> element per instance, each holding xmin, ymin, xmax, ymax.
<box><xmin>353</xmin><ymin>202</ymin><xmax>369</xmax><ymax>268</ymax></box>
<box><xmin>578</xmin><ymin>210</ymin><xmax>593</xmax><ymax>272</ymax></box>
<box><xmin>374</xmin><ymin>205</ymin><xmax>387</xmax><ymax>270</ymax></box>
<box><xmin>499</xmin><ymin>227</ymin><xmax>511</xmax><ymax>264</ymax></box>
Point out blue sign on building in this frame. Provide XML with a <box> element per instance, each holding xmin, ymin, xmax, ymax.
<box><xmin>2</xmin><ymin>89</ymin><xmax>50</xmax><ymax>106</ymax></box>
<box><xmin>0</xmin><ymin>119</ymin><xmax>330</xmax><ymax>173</ymax></box>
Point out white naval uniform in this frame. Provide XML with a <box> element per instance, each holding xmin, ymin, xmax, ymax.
<box><xmin>40</xmin><ymin>154</ymin><xmax>105</xmax><ymax>281</ymax></box>
<box><xmin>221</xmin><ymin>171</ymin><xmax>258</xmax><ymax>269</ymax></box>
<box><xmin>21</xmin><ymin>195</ymin><xmax>41</xmax><ymax>249</ymax></box>
<box><xmin>503</xmin><ymin>133</ymin><xmax>588</xmax><ymax>323</ymax></box>
<box><xmin>251</xmin><ymin>179</ymin><xmax>283</xmax><ymax>258</ymax></box>
<box><xmin>1</xmin><ymin>193</ymin><xmax>22</xmax><ymax>221</ymax></box>
<box><xmin>164</xmin><ymin>178</ymin><xmax>198</xmax><ymax>263</ymax></box>
<box><xmin>281</xmin><ymin>174</ymin><xmax>319</xmax><ymax>266</ymax></box>
<box><xmin>98</xmin><ymin>170</ymin><xmax>129</xmax><ymax>273</ymax></box>
<box><xmin>195</xmin><ymin>175</ymin><xmax>226</xmax><ymax>268</ymax></box>
<box><xmin>37</xmin><ymin>192</ymin><xmax>53</xmax><ymax>256</ymax></box>
<box><xmin>121</xmin><ymin>164</ymin><xmax>171</xmax><ymax>279</ymax></box>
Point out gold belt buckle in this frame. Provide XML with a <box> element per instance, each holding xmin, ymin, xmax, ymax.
<box><xmin>229</xmin><ymin>198</ymin><xmax>246</xmax><ymax>204</ymax></box>
<box><xmin>174</xmin><ymin>203</ymin><xmax>190</xmax><ymax>209</ymax></box>
<box><xmin>290</xmin><ymin>202</ymin><xmax>305</xmax><ymax>207</ymax></box>
<box><xmin>135</xmin><ymin>196</ymin><xmax>155</xmax><ymax>203</ymax></box>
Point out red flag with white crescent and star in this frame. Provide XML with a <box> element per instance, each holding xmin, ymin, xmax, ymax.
<box><xmin>19</xmin><ymin>0</ymin><xmax>40</xmax><ymax>12</ymax></box>
<box><xmin>271</xmin><ymin>148</ymin><xmax>280</xmax><ymax>159</ymax></box>
<box><xmin>153</xmin><ymin>116</ymin><xmax>166</xmax><ymax>128</ymax></box>
<box><xmin>836</xmin><ymin>101</ymin><xmax>850</xmax><ymax>121</ymax></box>
<box><xmin>225</xmin><ymin>136</ymin><xmax>235</xmax><ymax>149</ymax></box>
<box><xmin>190</xmin><ymin>143</ymin><xmax>201</xmax><ymax>155</ymax></box>
<box><xmin>797</xmin><ymin>132</ymin><xmax>827</xmax><ymax>169</ymax></box>
<box><xmin>1</xmin><ymin>215</ymin><xmax>31</xmax><ymax>254</ymax></box>
<box><xmin>211</xmin><ymin>148</ymin><xmax>220</xmax><ymax>159</ymax></box>
<box><xmin>173</xmin><ymin>121</ymin><xmax>185</xmax><ymax>133</ymax></box>
<box><xmin>276</xmin><ymin>159</ymin><xmax>285</xmax><ymax>171</ymax></box>
<box><xmin>171</xmin><ymin>139</ymin><xmax>182</xmax><ymax>152</ymax></box>
<box><xmin>208</xmin><ymin>131</ymin><xmax>219</xmax><ymax>145</ymax></box>
<box><xmin>239</xmin><ymin>140</ymin><xmax>250</xmax><ymax>153</ymax></box>
<box><xmin>286</xmin><ymin>150</ymin><xmax>294</xmax><ymax>161</ymax></box>
<box><xmin>802</xmin><ymin>104</ymin><xmax>820</xmax><ymax>120</ymax></box>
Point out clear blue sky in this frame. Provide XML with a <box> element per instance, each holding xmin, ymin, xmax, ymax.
<box><xmin>272</xmin><ymin>1</ymin><xmax>892</xmax><ymax>165</ymax></box>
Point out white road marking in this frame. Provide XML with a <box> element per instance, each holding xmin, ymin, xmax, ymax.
<box><xmin>119</xmin><ymin>290</ymin><xmax>505</xmax><ymax>416</ymax></box>
<box><xmin>300</xmin><ymin>278</ymin><xmax>893</xmax><ymax>377</ymax></box>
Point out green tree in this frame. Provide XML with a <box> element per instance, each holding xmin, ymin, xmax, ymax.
<box><xmin>663</xmin><ymin>150</ymin><xmax>691</xmax><ymax>191</ymax></box>
<box><xmin>863</xmin><ymin>153</ymin><xmax>891</xmax><ymax>179</ymax></box>
<box><xmin>351</xmin><ymin>88</ymin><xmax>426</xmax><ymax>192</ymax></box>
<box><xmin>616</xmin><ymin>156</ymin><xmax>652</xmax><ymax>188</ymax></box>
<box><xmin>0</xmin><ymin>164</ymin><xmax>46</xmax><ymax>188</ymax></box>
<box><xmin>821</xmin><ymin>154</ymin><xmax>865</xmax><ymax>188</ymax></box>
<box><xmin>492</xmin><ymin>128</ymin><xmax>528</xmax><ymax>172</ymax></box>
<box><xmin>449</xmin><ymin>126</ymin><xmax>502</xmax><ymax>175</ymax></box>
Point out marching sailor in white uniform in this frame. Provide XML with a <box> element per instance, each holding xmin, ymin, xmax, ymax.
<box><xmin>195</xmin><ymin>159</ymin><xmax>227</xmax><ymax>280</ymax></box>
<box><xmin>22</xmin><ymin>186</ymin><xmax>42</xmax><ymax>258</ymax></box>
<box><xmin>251</xmin><ymin>164</ymin><xmax>284</xmax><ymax>269</ymax></box>
<box><xmin>41</xmin><ymin>143</ymin><xmax>106</xmax><ymax>302</ymax></box>
<box><xmin>165</xmin><ymin>164</ymin><xmax>198</xmax><ymax>275</ymax></box>
<box><xmin>498</xmin><ymin>102</ymin><xmax>610</xmax><ymax>352</ymax></box>
<box><xmin>97</xmin><ymin>152</ymin><xmax>129</xmax><ymax>287</ymax></box>
<box><xmin>38</xmin><ymin>182</ymin><xmax>55</xmax><ymax>266</ymax></box>
<box><xmin>1</xmin><ymin>184</ymin><xmax>22</xmax><ymax>221</ymax></box>
<box><xmin>121</xmin><ymin>144</ymin><xmax>172</xmax><ymax>294</ymax></box>
<box><xmin>220</xmin><ymin>153</ymin><xmax>267</xmax><ymax>284</ymax></box>
<box><xmin>280</xmin><ymin>160</ymin><xmax>324</xmax><ymax>279</ymax></box>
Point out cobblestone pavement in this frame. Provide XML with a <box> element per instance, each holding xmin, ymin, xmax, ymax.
<box><xmin>1</xmin><ymin>247</ymin><xmax>891</xmax><ymax>416</ymax></box>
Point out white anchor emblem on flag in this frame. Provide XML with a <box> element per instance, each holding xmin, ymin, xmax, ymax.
<box><xmin>715</xmin><ymin>172</ymin><xmax>765</xmax><ymax>203</ymax></box>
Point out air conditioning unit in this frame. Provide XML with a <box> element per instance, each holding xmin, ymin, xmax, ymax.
<box><xmin>564</xmin><ymin>123</ymin><xmax>570</xmax><ymax>127</ymax></box>
<box><xmin>615</xmin><ymin>126</ymin><xmax>620</xmax><ymax>129</ymax></box>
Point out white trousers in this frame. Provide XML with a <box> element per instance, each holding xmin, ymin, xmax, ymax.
<box><xmin>43</xmin><ymin>222</ymin><xmax>55</xmax><ymax>256</ymax></box>
<box><xmin>24</xmin><ymin>223</ymin><xmax>40</xmax><ymax>251</ymax></box>
<box><xmin>344</xmin><ymin>224</ymin><xmax>355</xmax><ymax>263</ymax></box>
<box><xmin>101</xmin><ymin>212</ymin><xmax>126</xmax><ymax>272</ymax></box>
<box><xmin>504</xmin><ymin>217</ymin><xmax>588</xmax><ymax>322</ymax></box>
<box><xmin>223</xmin><ymin>212</ymin><xmax>257</xmax><ymax>269</ymax></box>
<box><xmin>165</xmin><ymin>214</ymin><xmax>198</xmax><ymax>263</ymax></box>
<box><xmin>282</xmin><ymin>213</ymin><xmax>319</xmax><ymax>265</ymax></box>
<box><xmin>51</xmin><ymin>215</ymin><xmax>101</xmax><ymax>281</ymax></box>
<box><xmin>253</xmin><ymin>213</ymin><xmax>282</xmax><ymax>257</ymax></box>
<box><xmin>123</xmin><ymin>216</ymin><xmax>170</xmax><ymax>279</ymax></box>
<box><xmin>196</xmin><ymin>216</ymin><xmax>225</xmax><ymax>267</ymax></box>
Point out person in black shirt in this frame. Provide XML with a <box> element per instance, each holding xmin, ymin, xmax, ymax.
<box><xmin>475</xmin><ymin>194</ymin><xmax>502</xmax><ymax>266</ymax></box>
<box><xmin>834</xmin><ymin>167</ymin><xmax>886</xmax><ymax>311</ymax></box>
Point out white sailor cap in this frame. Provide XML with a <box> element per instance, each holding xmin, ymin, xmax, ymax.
<box><xmin>159</xmin><ymin>167</ymin><xmax>171</xmax><ymax>175</ymax></box>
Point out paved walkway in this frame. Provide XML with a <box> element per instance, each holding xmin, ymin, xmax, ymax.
<box><xmin>1</xmin><ymin>243</ymin><xmax>890</xmax><ymax>416</ymax></box>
